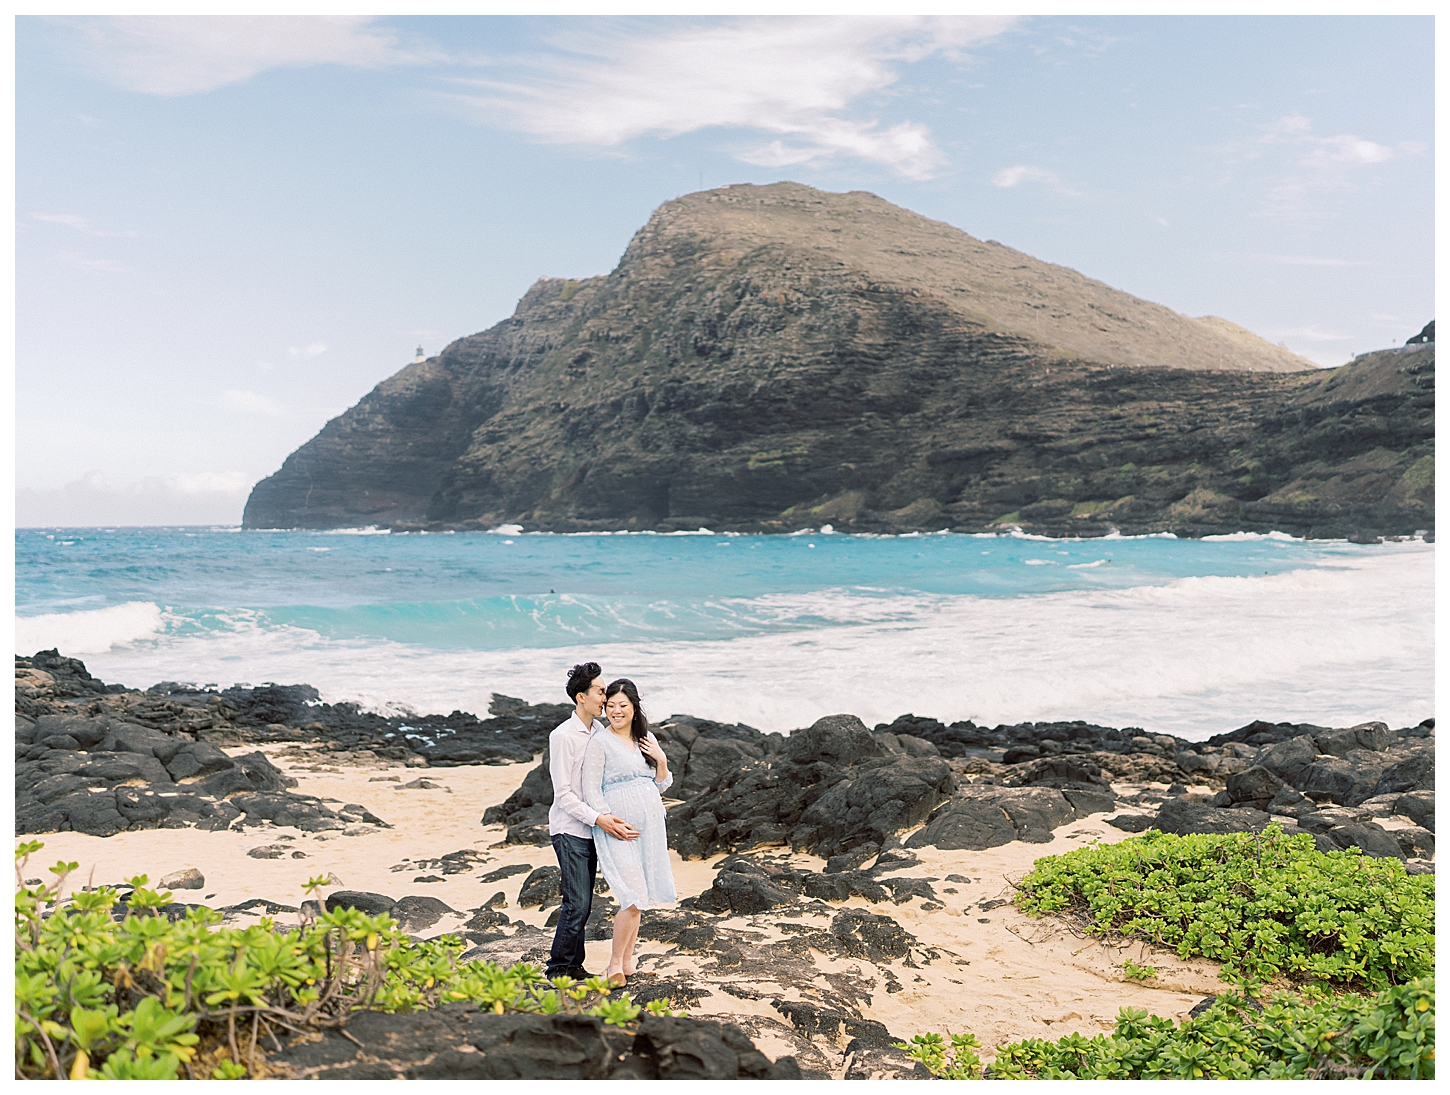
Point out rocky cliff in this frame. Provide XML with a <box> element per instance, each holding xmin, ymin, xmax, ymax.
<box><xmin>244</xmin><ymin>182</ymin><xmax>1432</xmax><ymax>538</ymax></box>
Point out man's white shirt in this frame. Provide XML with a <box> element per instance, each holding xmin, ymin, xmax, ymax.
<box><xmin>547</xmin><ymin>712</ymin><xmax>604</xmax><ymax>839</ymax></box>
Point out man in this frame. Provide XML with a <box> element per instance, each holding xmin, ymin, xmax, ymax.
<box><xmin>545</xmin><ymin>661</ymin><xmax>638</xmax><ymax>981</ymax></box>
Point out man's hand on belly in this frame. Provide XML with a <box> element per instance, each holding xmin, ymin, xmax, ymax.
<box><xmin>598</xmin><ymin>815</ymin><xmax>640</xmax><ymax>840</ymax></box>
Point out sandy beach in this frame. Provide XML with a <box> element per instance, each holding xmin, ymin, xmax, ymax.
<box><xmin>26</xmin><ymin>740</ymin><xmax>1238</xmax><ymax>1075</ymax></box>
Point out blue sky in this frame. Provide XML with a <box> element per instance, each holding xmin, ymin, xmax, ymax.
<box><xmin>15</xmin><ymin>14</ymin><xmax>1434</xmax><ymax>525</ymax></box>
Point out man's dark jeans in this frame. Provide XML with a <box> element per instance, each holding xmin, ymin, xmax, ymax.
<box><xmin>546</xmin><ymin>833</ymin><xmax>597</xmax><ymax>976</ymax></box>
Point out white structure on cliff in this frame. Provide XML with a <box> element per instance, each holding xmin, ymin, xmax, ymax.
<box><xmin>413</xmin><ymin>346</ymin><xmax>425</xmax><ymax>363</ymax></box>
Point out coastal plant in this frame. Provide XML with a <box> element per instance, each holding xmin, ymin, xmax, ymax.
<box><xmin>1014</xmin><ymin>826</ymin><xmax>1434</xmax><ymax>990</ymax></box>
<box><xmin>15</xmin><ymin>842</ymin><xmax>687</xmax><ymax>1079</ymax></box>
<box><xmin>1121</xmin><ymin>959</ymin><xmax>1157</xmax><ymax>981</ymax></box>
<box><xmin>897</xmin><ymin>1031</ymin><xmax>983</xmax><ymax>1079</ymax></box>
<box><xmin>897</xmin><ymin>978</ymin><xmax>1434</xmax><ymax>1080</ymax></box>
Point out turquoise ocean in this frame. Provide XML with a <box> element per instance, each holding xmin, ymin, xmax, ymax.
<box><xmin>13</xmin><ymin>526</ymin><xmax>1434</xmax><ymax>740</ymax></box>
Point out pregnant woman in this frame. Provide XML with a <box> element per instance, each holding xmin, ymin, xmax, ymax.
<box><xmin>581</xmin><ymin>678</ymin><xmax>678</xmax><ymax>986</ymax></box>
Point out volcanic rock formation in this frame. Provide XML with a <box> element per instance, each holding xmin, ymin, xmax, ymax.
<box><xmin>243</xmin><ymin>183</ymin><xmax>1433</xmax><ymax>539</ymax></box>
<box><xmin>15</xmin><ymin>652</ymin><xmax>1432</xmax><ymax>867</ymax></box>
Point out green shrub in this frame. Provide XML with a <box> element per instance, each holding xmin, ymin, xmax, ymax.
<box><xmin>14</xmin><ymin>842</ymin><xmax>685</xmax><ymax>1079</ymax></box>
<box><xmin>1014</xmin><ymin>827</ymin><xmax>1434</xmax><ymax>990</ymax></box>
<box><xmin>899</xmin><ymin>978</ymin><xmax>1434</xmax><ymax>1079</ymax></box>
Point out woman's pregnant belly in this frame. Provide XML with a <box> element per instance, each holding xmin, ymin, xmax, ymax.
<box><xmin>603</xmin><ymin>777</ymin><xmax>665</xmax><ymax>828</ymax></box>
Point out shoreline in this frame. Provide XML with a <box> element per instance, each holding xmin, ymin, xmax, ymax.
<box><xmin>16</xmin><ymin>652</ymin><xmax>1434</xmax><ymax>1078</ymax></box>
<box><xmin>16</xmin><ymin>523</ymin><xmax>1436</xmax><ymax>543</ymax></box>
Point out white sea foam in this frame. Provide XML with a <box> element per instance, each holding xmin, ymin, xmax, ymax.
<box><xmin>16</xmin><ymin>601</ymin><xmax>166</xmax><ymax>656</ymax></box>
<box><xmin>69</xmin><ymin>547</ymin><xmax>1433</xmax><ymax>741</ymax></box>
<box><xmin>1201</xmin><ymin>530</ymin><xmax>1313</xmax><ymax>543</ymax></box>
<box><xmin>324</xmin><ymin>526</ymin><xmax>391</xmax><ymax>535</ymax></box>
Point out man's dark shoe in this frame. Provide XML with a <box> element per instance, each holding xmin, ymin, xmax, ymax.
<box><xmin>567</xmin><ymin>966</ymin><xmax>595</xmax><ymax>982</ymax></box>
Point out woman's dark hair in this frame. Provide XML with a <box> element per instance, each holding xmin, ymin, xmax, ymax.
<box><xmin>605</xmin><ymin>678</ymin><xmax>654</xmax><ymax>768</ymax></box>
<box><xmin>566</xmin><ymin>661</ymin><xmax>602</xmax><ymax>702</ymax></box>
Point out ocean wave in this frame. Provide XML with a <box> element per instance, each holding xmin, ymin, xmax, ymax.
<box><xmin>1200</xmin><ymin>530</ymin><xmax>1316</xmax><ymax>543</ymax></box>
<box><xmin>63</xmin><ymin>549</ymin><xmax>1433</xmax><ymax>740</ymax></box>
<box><xmin>16</xmin><ymin>601</ymin><xmax>166</xmax><ymax>656</ymax></box>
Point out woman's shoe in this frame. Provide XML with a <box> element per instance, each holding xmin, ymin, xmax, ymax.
<box><xmin>604</xmin><ymin>966</ymin><xmax>627</xmax><ymax>989</ymax></box>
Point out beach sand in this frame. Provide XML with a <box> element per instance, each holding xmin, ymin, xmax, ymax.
<box><xmin>25</xmin><ymin>743</ymin><xmax>1231</xmax><ymax>1074</ymax></box>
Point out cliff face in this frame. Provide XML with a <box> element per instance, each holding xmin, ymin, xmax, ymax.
<box><xmin>243</xmin><ymin>182</ymin><xmax>1432</xmax><ymax>538</ymax></box>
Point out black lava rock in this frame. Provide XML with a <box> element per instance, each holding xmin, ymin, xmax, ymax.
<box><xmin>325</xmin><ymin>891</ymin><xmax>397</xmax><ymax>917</ymax></box>
<box><xmin>517</xmin><ymin>866</ymin><xmax>563</xmax><ymax>909</ymax></box>
<box><xmin>391</xmin><ymin>895</ymin><xmax>456</xmax><ymax>934</ymax></box>
<box><xmin>1155</xmin><ymin>799</ymin><xmax>1274</xmax><ymax>836</ymax></box>
<box><xmin>264</xmin><ymin>1004</ymin><xmax>800</xmax><ymax>1080</ymax></box>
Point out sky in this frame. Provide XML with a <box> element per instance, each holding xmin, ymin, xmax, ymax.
<box><xmin>14</xmin><ymin>14</ymin><xmax>1435</xmax><ymax>526</ymax></box>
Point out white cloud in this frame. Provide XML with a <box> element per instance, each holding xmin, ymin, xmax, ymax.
<box><xmin>32</xmin><ymin>211</ymin><xmax>139</xmax><ymax>237</ymax></box>
<box><xmin>1251</xmin><ymin>113</ymin><xmax>1424</xmax><ymax>221</ymax></box>
<box><xmin>1264</xmin><ymin>112</ymin><xmax>1313</xmax><ymax>136</ymax></box>
<box><xmin>288</xmin><ymin>343</ymin><xmax>328</xmax><ymax>359</ymax></box>
<box><xmin>1301</xmin><ymin>135</ymin><xmax>1395</xmax><ymax>167</ymax></box>
<box><xmin>215</xmin><ymin>389</ymin><xmax>288</xmax><ymax>416</ymax></box>
<box><xmin>16</xmin><ymin>469</ymin><xmax>254</xmax><ymax>527</ymax></box>
<box><xmin>58</xmin><ymin>251</ymin><xmax>129</xmax><ymax>273</ymax></box>
<box><xmin>1272</xmin><ymin>326</ymin><xmax>1353</xmax><ymax>342</ymax></box>
<box><xmin>52</xmin><ymin>15</ymin><xmax>440</xmax><ymax>97</ymax></box>
<box><xmin>1259</xmin><ymin>254</ymin><xmax>1372</xmax><ymax>268</ymax></box>
<box><xmin>992</xmin><ymin>164</ymin><xmax>1075</xmax><ymax>194</ymax></box>
<box><xmin>447</xmin><ymin>16</ymin><xmax>1018</xmax><ymax>179</ymax></box>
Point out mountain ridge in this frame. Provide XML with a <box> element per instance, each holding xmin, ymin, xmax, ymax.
<box><xmin>243</xmin><ymin>182</ymin><xmax>1431</xmax><ymax>539</ymax></box>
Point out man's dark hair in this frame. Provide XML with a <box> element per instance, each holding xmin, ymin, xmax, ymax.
<box><xmin>566</xmin><ymin>661</ymin><xmax>602</xmax><ymax>702</ymax></box>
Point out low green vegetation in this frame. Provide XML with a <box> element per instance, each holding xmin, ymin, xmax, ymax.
<box><xmin>14</xmin><ymin>842</ymin><xmax>683</xmax><ymax>1080</ymax></box>
<box><xmin>900</xmin><ymin>980</ymin><xmax>1434</xmax><ymax>1079</ymax></box>
<box><xmin>899</xmin><ymin>828</ymin><xmax>1434</xmax><ymax>1080</ymax></box>
<box><xmin>1121</xmin><ymin>959</ymin><xmax>1157</xmax><ymax>982</ymax></box>
<box><xmin>1014</xmin><ymin>827</ymin><xmax>1433</xmax><ymax>990</ymax></box>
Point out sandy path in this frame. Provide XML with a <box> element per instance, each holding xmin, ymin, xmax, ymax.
<box><xmin>22</xmin><ymin>747</ymin><xmax>1227</xmax><ymax>1054</ymax></box>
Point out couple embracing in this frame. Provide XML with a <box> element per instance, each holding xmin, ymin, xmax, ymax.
<box><xmin>545</xmin><ymin>661</ymin><xmax>677</xmax><ymax>987</ymax></box>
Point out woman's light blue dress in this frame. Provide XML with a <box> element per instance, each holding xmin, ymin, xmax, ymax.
<box><xmin>582</xmin><ymin>730</ymin><xmax>677</xmax><ymax>911</ymax></box>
